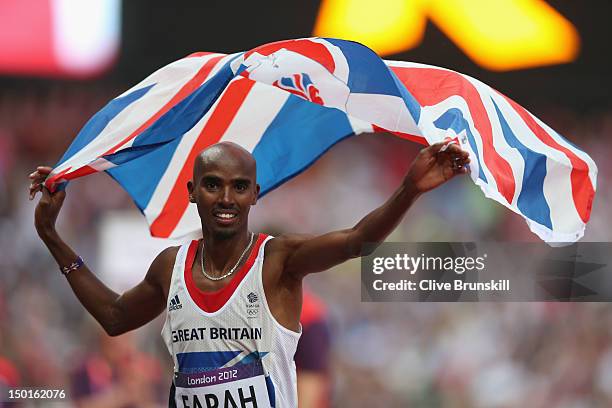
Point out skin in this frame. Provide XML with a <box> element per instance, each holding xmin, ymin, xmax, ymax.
<box><xmin>30</xmin><ymin>140</ymin><xmax>470</xmax><ymax>335</ymax></box>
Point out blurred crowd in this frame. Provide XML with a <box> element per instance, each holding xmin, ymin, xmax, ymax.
<box><xmin>1</xmin><ymin>86</ymin><xmax>611</xmax><ymax>407</ymax></box>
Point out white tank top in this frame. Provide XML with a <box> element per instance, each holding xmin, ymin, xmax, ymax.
<box><xmin>162</xmin><ymin>234</ymin><xmax>301</xmax><ymax>408</ymax></box>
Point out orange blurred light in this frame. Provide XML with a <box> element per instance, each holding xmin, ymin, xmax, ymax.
<box><xmin>428</xmin><ymin>0</ymin><xmax>580</xmax><ymax>71</ymax></box>
<box><xmin>313</xmin><ymin>0</ymin><xmax>427</xmax><ymax>56</ymax></box>
<box><xmin>313</xmin><ymin>0</ymin><xmax>580</xmax><ymax>71</ymax></box>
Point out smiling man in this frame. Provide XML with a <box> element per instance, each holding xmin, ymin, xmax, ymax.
<box><xmin>30</xmin><ymin>140</ymin><xmax>469</xmax><ymax>407</ymax></box>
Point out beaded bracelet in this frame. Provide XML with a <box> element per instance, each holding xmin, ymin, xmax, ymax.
<box><xmin>60</xmin><ymin>256</ymin><xmax>84</xmax><ymax>276</ymax></box>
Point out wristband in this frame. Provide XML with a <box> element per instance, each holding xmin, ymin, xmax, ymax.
<box><xmin>60</xmin><ymin>256</ymin><xmax>84</xmax><ymax>276</ymax></box>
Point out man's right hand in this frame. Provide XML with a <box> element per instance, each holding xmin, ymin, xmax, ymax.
<box><xmin>29</xmin><ymin>166</ymin><xmax>65</xmax><ymax>237</ymax></box>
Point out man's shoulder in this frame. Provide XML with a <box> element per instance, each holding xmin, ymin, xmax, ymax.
<box><xmin>145</xmin><ymin>246</ymin><xmax>181</xmax><ymax>282</ymax></box>
<box><xmin>264</xmin><ymin>233</ymin><xmax>315</xmax><ymax>256</ymax></box>
<box><xmin>157</xmin><ymin>245</ymin><xmax>181</xmax><ymax>262</ymax></box>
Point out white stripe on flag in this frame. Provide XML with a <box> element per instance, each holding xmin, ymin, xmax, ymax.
<box><xmin>347</xmin><ymin>114</ymin><xmax>374</xmax><ymax>134</ymax></box>
<box><xmin>346</xmin><ymin>93</ymin><xmax>420</xmax><ymax>136</ymax></box>
<box><xmin>418</xmin><ymin>95</ymin><xmax>501</xmax><ymax>201</ymax></box>
<box><xmin>219</xmin><ymin>82</ymin><xmax>290</xmax><ymax>152</ymax></box>
<box><xmin>51</xmin><ymin>54</ymin><xmax>223</xmax><ymax>177</ymax></box>
<box><xmin>313</xmin><ymin>38</ymin><xmax>350</xmax><ymax>84</ymax></box>
<box><xmin>207</xmin><ymin>53</ymin><xmax>242</xmax><ymax>79</ymax></box>
<box><xmin>532</xmin><ymin>114</ymin><xmax>598</xmax><ymax>188</ymax></box>
<box><xmin>171</xmin><ymin>205</ymin><xmax>202</xmax><ymax>240</ymax></box>
<box><xmin>490</xmin><ymin>93</ymin><xmax>580</xmax><ymax>236</ymax></box>
<box><xmin>116</xmin><ymin>54</ymin><xmax>222</xmax><ymax>98</ymax></box>
<box><xmin>384</xmin><ymin>60</ymin><xmax>455</xmax><ymax>73</ymax></box>
<box><xmin>160</xmin><ymin>81</ymin><xmax>292</xmax><ymax>238</ymax></box>
<box><xmin>543</xmin><ymin>158</ymin><xmax>582</xmax><ymax>236</ymax></box>
<box><xmin>142</xmin><ymin>78</ymin><xmax>231</xmax><ymax>226</ymax></box>
<box><xmin>468</xmin><ymin>77</ymin><xmax>525</xmax><ymax>207</ymax></box>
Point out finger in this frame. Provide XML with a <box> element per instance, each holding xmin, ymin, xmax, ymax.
<box><xmin>427</xmin><ymin>141</ymin><xmax>448</xmax><ymax>155</ymax></box>
<box><xmin>29</xmin><ymin>166</ymin><xmax>52</xmax><ymax>174</ymax></box>
<box><xmin>31</xmin><ymin>176</ymin><xmax>47</xmax><ymax>187</ymax></box>
<box><xmin>443</xmin><ymin>143</ymin><xmax>469</xmax><ymax>157</ymax></box>
<box><xmin>452</xmin><ymin>161</ymin><xmax>470</xmax><ymax>174</ymax></box>
<box><xmin>29</xmin><ymin>183</ymin><xmax>43</xmax><ymax>200</ymax></box>
<box><xmin>28</xmin><ymin>183</ymin><xmax>37</xmax><ymax>198</ymax></box>
<box><xmin>29</xmin><ymin>171</ymin><xmax>42</xmax><ymax>180</ymax></box>
<box><xmin>445</xmin><ymin>152</ymin><xmax>470</xmax><ymax>167</ymax></box>
<box><xmin>29</xmin><ymin>170</ymin><xmax>52</xmax><ymax>181</ymax></box>
<box><xmin>454</xmin><ymin>156</ymin><xmax>471</xmax><ymax>167</ymax></box>
<box><xmin>29</xmin><ymin>178</ymin><xmax>43</xmax><ymax>190</ymax></box>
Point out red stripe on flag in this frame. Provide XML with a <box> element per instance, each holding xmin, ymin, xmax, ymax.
<box><xmin>186</xmin><ymin>52</ymin><xmax>219</xmax><ymax>58</ymax></box>
<box><xmin>294</xmin><ymin>74</ymin><xmax>304</xmax><ymax>92</ymax></box>
<box><xmin>372</xmin><ymin>125</ymin><xmax>428</xmax><ymax>145</ymax></box>
<box><xmin>390</xmin><ymin>66</ymin><xmax>516</xmax><ymax>204</ymax></box>
<box><xmin>45</xmin><ymin>167</ymin><xmax>72</xmax><ymax>192</ymax></box>
<box><xmin>45</xmin><ymin>165</ymin><xmax>97</xmax><ymax>191</ymax></box>
<box><xmin>103</xmin><ymin>55</ymin><xmax>225</xmax><ymax>155</ymax></box>
<box><xmin>149</xmin><ymin>78</ymin><xmax>255</xmax><ymax>238</ymax></box>
<box><xmin>502</xmin><ymin>95</ymin><xmax>594</xmax><ymax>223</ymax></box>
<box><xmin>244</xmin><ymin>39</ymin><xmax>336</xmax><ymax>74</ymax></box>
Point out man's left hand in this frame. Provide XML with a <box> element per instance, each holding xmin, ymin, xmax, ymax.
<box><xmin>407</xmin><ymin>141</ymin><xmax>470</xmax><ymax>194</ymax></box>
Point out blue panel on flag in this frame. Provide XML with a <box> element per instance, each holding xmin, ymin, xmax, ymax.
<box><xmin>491</xmin><ymin>99</ymin><xmax>552</xmax><ymax>229</ymax></box>
<box><xmin>324</xmin><ymin>38</ymin><xmax>421</xmax><ymax>125</ymax></box>
<box><xmin>254</xmin><ymin>96</ymin><xmax>355</xmax><ymax>196</ymax></box>
<box><xmin>323</xmin><ymin>38</ymin><xmax>401</xmax><ymax>97</ymax></box>
<box><xmin>106</xmin><ymin>58</ymin><xmax>242</xmax><ymax>212</ymax></box>
<box><xmin>55</xmin><ymin>84</ymin><xmax>155</xmax><ymax>167</ymax></box>
<box><xmin>130</xmin><ymin>59</ymin><xmax>237</xmax><ymax>148</ymax></box>
<box><xmin>106</xmin><ymin>137</ymin><xmax>182</xmax><ymax>211</ymax></box>
<box><xmin>388</xmin><ymin>70</ymin><xmax>422</xmax><ymax>123</ymax></box>
<box><xmin>433</xmin><ymin>108</ymin><xmax>488</xmax><ymax>183</ymax></box>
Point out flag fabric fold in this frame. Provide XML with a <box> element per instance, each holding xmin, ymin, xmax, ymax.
<box><xmin>45</xmin><ymin>38</ymin><xmax>597</xmax><ymax>242</ymax></box>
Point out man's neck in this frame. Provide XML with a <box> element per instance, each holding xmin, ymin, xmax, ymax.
<box><xmin>201</xmin><ymin>229</ymin><xmax>253</xmax><ymax>276</ymax></box>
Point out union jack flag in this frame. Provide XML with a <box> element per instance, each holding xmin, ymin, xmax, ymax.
<box><xmin>45</xmin><ymin>38</ymin><xmax>597</xmax><ymax>242</ymax></box>
<box><xmin>273</xmin><ymin>73</ymin><xmax>324</xmax><ymax>105</ymax></box>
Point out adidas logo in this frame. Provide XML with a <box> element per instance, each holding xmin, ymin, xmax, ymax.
<box><xmin>169</xmin><ymin>294</ymin><xmax>183</xmax><ymax>311</ymax></box>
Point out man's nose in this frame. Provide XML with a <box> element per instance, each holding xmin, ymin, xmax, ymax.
<box><xmin>220</xmin><ymin>186</ymin><xmax>234</xmax><ymax>206</ymax></box>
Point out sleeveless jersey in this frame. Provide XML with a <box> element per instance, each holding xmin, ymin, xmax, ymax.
<box><xmin>162</xmin><ymin>234</ymin><xmax>301</xmax><ymax>408</ymax></box>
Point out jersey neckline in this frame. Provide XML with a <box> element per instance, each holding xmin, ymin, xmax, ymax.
<box><xmin>183</xmin><ymin>233</ymin><xmax>267</xmax><ymax>313</ymax></box>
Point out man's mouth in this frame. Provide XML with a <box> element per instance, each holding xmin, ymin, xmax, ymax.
<box><xmin>213</xmin><ymin>211</ymin><xmax>238</xmax><ymax>224</ymax></box>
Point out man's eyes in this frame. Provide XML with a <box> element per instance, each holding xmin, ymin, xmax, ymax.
<box><xmin>202</xmin><ymin>181</ymin><xmax>248</xmax><ymax>191</ymax></box>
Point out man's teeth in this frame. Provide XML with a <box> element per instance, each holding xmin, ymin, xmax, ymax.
<box><xmin>217</xmin><ymin>213</ymin><xmax>236</xmax><ymax>219</ymax></box>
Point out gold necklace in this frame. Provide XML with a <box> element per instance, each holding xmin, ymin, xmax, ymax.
<box><xmin>200</xmin><ymin>232</ymin><xmax>255</xmax><ymax>281</ymax></box>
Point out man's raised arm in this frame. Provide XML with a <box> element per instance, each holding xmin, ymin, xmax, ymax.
<box><xmin>279</xmin><ymin>142</ymin><xmax>470</xmax><ymax>278</ymax></box>
<box><xmin>29</xmin><ymin>167</ymin><xmax>173</xmax><ymax>336</ymax></box>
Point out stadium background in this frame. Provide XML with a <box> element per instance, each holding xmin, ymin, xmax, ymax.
<box><xmin>1</xmin><ymin>0</ymin><xmax>611</xmax><ymax>406</ymax></box>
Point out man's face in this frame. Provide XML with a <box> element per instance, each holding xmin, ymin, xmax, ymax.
<box><xmin>189</xmin><ymin>156</ymin><xmax>259</xmax><ymax>239</ymax></box>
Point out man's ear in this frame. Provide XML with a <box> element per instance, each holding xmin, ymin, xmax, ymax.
<box><xmin>252</xmin><ymin>184</ymin><xmax>260</xmax><ymax>205</ymax></box>
<box><xmin>187</xmin><ymin>180</ymin><xmax>196</xmax><ymax>203</ymax></box>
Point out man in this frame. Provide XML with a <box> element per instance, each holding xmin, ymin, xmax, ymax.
<box><xmin>29</xmin><ymin>140</ymin><xmax>469</xmax><ymax>407</ymax></box>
